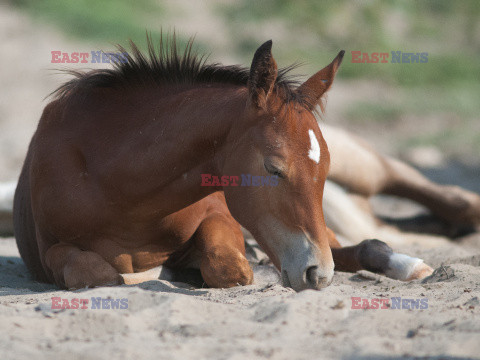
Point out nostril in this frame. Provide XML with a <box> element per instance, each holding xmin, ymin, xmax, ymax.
<box><xmin>306</xmin><ymin>266</ymin><xmax>319</xmax><ymax>287</ymax></box>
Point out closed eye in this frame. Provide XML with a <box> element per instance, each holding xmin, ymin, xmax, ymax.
<box><xmin>264</xmin><ymin>162</ymin><xmax>285</xmax><ymax>179</ymax></box>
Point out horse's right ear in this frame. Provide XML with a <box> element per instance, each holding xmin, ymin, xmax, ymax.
<box><xmin>297</xmin><ymin>50</ymin><xmax>344</xmax><ymax>111</ymax></box>
<box><xmin>248</xmin><ymin>40</ymin><xmax>278</xmax><ymax>109</ymax></box>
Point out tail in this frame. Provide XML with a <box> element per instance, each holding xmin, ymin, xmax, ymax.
<box><xmin>13</xmin><ymin>142</ymin><xmax>50</xmax><ymax>282</ymax></box>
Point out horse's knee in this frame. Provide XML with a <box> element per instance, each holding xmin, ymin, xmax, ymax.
<box><xmin>201</xmin><ymin>249</ymin><xmax>253</xmax><ymax>288</ymax></box>
<box><xmin>193</xmin><ymin>213</ymin><xmax>251</xmax><ymax>288</ymax></box>
<box><xmin>63</xmin><ymin>250</ymin><xmax>122</xmax><ymax>289</ymax></box>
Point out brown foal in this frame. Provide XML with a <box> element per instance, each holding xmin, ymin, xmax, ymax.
<box><xmin>14</xmin><ymin>37</ymin><xmax>432</xmax><ymax>291</ymax></box>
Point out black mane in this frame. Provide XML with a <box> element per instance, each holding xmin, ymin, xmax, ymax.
<box><xmin>51</xmin><ymin>35</ymin><xmax>311</xmax><ymax>109</ymax></box>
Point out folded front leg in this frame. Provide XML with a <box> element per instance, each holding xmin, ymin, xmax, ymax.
<box><xmin>193</xmin><ymin>213</ymin><xmax>253</xmax><ymax>288</ymax></box>
<box><xmin>45</xmin><ymin>243</ymin><xmax>122</xmax><ymax>289</ymax></box>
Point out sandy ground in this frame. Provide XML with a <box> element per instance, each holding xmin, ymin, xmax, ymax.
<box><xmin>1</xmin><ymin>236</ymin><xmax>480</xmax><ymax>360</ymax></box>
<box><xmin>1</xmin><ymin>4</ymin><xmax>480</xmax><ymax>360</ymax></box>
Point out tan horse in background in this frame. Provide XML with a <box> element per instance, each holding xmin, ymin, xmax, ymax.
<box><xmin>13</xmin><ymin>37</ymin><xmax>480</xmax><ymax>291</ymax></box>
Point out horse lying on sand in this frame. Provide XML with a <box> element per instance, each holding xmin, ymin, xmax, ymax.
<box><xmin>13</xmin><ymin>37</ymin><xmax>480</xmax><ymax>291</ymax></box>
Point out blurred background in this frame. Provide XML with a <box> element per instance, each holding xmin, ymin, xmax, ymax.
<box><xmin>1</xmin><ymin>0</ymin><xmax>479</xmax><ymax>188</ymax></box>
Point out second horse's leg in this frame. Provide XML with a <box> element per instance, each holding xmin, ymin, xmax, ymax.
<box><xmin>323</xmin><ymin>124</ymin><xmax>480</xmax><ymax>226</ymax></box>
<box><xmin>326</xmin><ymin>228</ymin><xmax>433</xmax><ymax>281</ymax></box>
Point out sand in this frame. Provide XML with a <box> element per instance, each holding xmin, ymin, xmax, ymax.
<box><xmin>1</xmin><ymin>235</ymin><xmax>480</xmax><ymax>360</ymax></box>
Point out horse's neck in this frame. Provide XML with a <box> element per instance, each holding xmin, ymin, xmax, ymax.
<box><xmin>108</xmin><ymin>85</ymin><xmax>247</xmax><ymax>215</ymax></box>
<box><xmin>147</xmin><ymin>85</ymin><xmax>245</xmax><ymax>176</ymax></box>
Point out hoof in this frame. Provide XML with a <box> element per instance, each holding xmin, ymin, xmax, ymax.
<box><xmin>385</xmin><ymin>253</ymin><xmax>433</xmax><ymax>281</ymax></box>
<box><xmin>405</xmin><ymin>262</ymin><xmax>434</xmax><ymax>281</ymax></box>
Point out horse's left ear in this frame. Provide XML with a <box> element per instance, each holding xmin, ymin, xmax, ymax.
<box><xmin>297</xmin><ymin>50</ymin><xmax>345</xmax><ymax>108</ymax></box>
<box><xmin>248</xmin><ymin>40</ymin><xmax>278</xmax><ymax>109</ymax></box>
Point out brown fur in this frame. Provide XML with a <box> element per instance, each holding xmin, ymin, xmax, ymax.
<box><xmin>14</xmin><ymin>37</ymin><xmax>343</xmax><ymax>290</ymax></box>
<box><xmin>14</xmin><ymin>36</ymin><xmax>458</xmax><ymax>290</ymax></box>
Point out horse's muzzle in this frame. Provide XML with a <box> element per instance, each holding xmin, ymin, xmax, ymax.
<box><xmin>281</xmin><ymin>264</ymin><xmax>334</xmax><ymax>291</ymax></box>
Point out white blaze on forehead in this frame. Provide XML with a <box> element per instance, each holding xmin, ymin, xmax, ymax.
<box><xmin>308</xmin><ymin>129</ymin><xmax>321</xmax><ymax>163</ymax></box>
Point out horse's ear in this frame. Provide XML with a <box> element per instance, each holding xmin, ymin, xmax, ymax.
<box><xmin>297</xmin><ymin>50</ymin><xmax>345</xmax><ymax>110</ymax></box>
<box><xmin>248</xmin><ymin>40</ymin><xmax>278</xmax><ymax>109</ymax></box>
